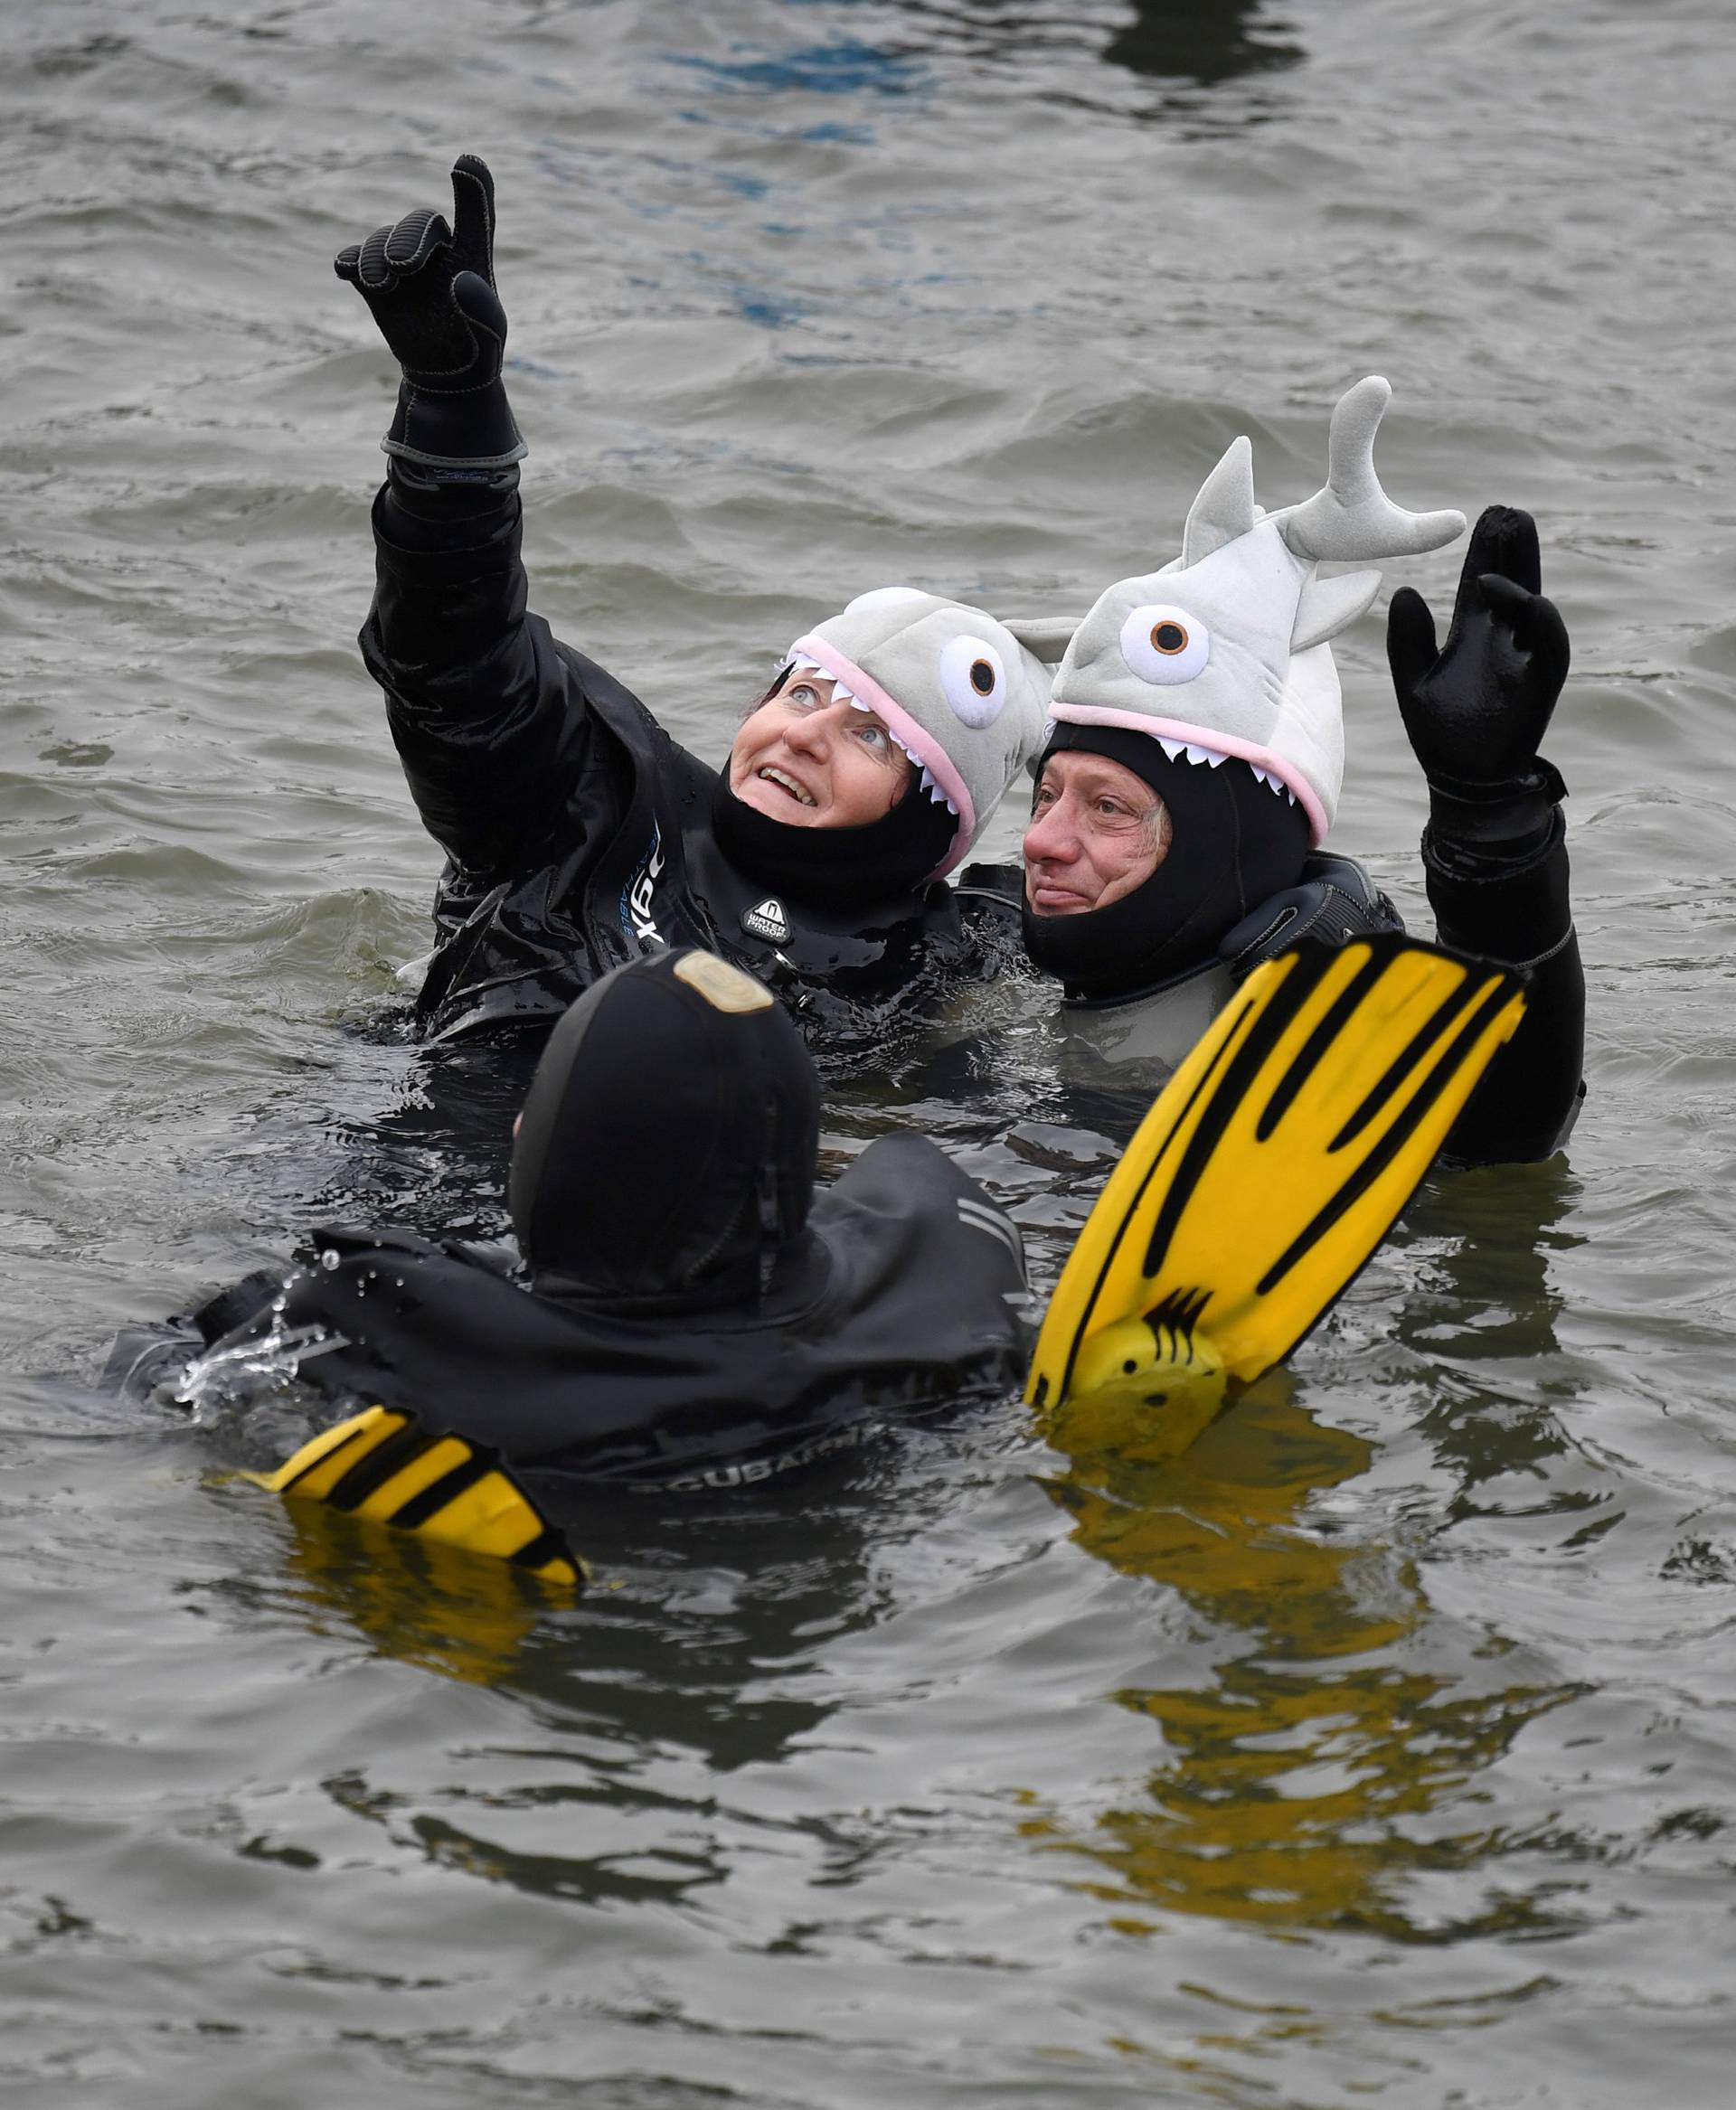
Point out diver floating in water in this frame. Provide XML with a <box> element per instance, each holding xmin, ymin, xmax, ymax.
<box><xmin>110</xmin><ymin>936</ymin><xmax>1524</xmax><ymax>1586</ymax></box>
<box><xmin>115</xmin><ymin>947</ymin><xmax>1034</xmax><ymax>1493</ymax></box>
<box><xmin>996</xmin><ymin>377</ymin><xmax>1582</xmax><ymax>1164</ymax></box>
<box><xmin>336</xmin><ymin>155</ymin><xmax>1059</xmax><ymax>1043</ymax></box>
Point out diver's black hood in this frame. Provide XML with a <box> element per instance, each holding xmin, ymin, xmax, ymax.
<box><xmin>508</xmin><ymin>948</ymin><xmax>821</xmax><ymax>1312</ymax></box>
<box><xmin>1022</xmin><ymin>724</ymin><xmax>1311</xmax><ymax>1000</ymax></box>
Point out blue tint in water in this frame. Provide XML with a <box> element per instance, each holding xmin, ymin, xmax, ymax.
<box><xmin>663</xmin><ymin>38</ymin><xmax>926</xmax><ymax>99</ymax></box>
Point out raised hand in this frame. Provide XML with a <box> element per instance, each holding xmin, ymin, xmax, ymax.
<box><xmin>335</xmin><ymin>154</ymin><xmax>525</xmax><ymax>470</ymax></box>
<box><xmin>1385</xmin><ymin>504</ymin><xmax>1570</xmax><ymax>801</ymax></box>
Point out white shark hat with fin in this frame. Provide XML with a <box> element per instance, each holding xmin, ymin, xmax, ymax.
<box><xmin>1048</xmin><ymin>377</ymin><xmax>1466</xmax><ymax>845</ymax></box>
<box><xmin>785</xmin><ymin>589</ymin><xmax>1058</xmax><ymax>878</ymax></box>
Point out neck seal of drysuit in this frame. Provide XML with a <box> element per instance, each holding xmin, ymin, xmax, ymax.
<box><xmin>710</xmin><ymin>769</ymin><xmax>955</xmax><ymax>912</ymax></box>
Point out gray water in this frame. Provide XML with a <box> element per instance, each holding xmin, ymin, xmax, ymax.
<box><xmin>5</xmin><ymin>1</ymin><xmax>1735</xmax><ymax>2103</ymax></box>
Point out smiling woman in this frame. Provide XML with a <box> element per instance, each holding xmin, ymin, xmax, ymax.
<box><xmin>335</xmin><ymin>158</ymin><xmax>1063</xmax><ymax>1040</ymax></box>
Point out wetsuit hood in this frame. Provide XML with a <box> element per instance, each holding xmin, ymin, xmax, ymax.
<box><xmin>508</xmin><ymin>949</ymin><xmax>820</xmax><ymax>1312</ymax></box>
<box><xmin>1022</xmin><ymin>723</ymin><xmax>1311</xmax><ymax>1001</ymax></box>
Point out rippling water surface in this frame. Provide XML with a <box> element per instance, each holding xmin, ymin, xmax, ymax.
<box><xmin>5</xmin><ymin>2</ymin><xmax>1736</xmax><ymax>2103</ymax></box>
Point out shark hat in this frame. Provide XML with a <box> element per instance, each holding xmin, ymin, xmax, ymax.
<box><xmin>714</xmin><ymin>589</ymin><xmax>1060</xmax><ymax>912</ymax></box>
<box><xmin>784</xmin><ymin>588</ymin><xmax>1057</xmax><ymax>879</ymax></box>
<box><xmin>1046</xmin><ymin>375</ymin><xmax>1467</xmax><ymax>844</ymax></box>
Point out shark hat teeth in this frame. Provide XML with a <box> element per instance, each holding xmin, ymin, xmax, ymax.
<box><xmin>788</xmin><ymin>587</ymin><xmax>1055</xmax><ymax>877</ymax></box>
<box><xmin>1049</xmin><ymin>377</ymin><xmax>1464</xmax><ymax>845</ymax></box>
<box><xmin>1245</xmin><ymin>760</ymin><xmax>1299</xmax><ymax>805</ymax></box>
<box><xmin>1155</xmin><ymin>733</ymin><xmax>1294</xmax><ymax>803</ymax></box>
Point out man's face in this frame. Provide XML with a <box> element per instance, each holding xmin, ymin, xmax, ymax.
<box><xmin>729</xmin><ymin>673</ymin><xmax>913</xmax><ymax>829</ymax></box>
<box><xmin>1023</xmin><ymin>749</ymin><xmax>1171</xmax><ymax>915</ymax></box>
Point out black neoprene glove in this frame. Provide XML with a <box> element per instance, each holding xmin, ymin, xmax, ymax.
<box><xmin>335</xmin><ymin>154</ymin><xmax>526</xmax><ymax>472</ymax></box>
<box><xmin>1385</xmin><ymin>505</ymin><xmax>1570</xmax><ymax>855</ymax></box>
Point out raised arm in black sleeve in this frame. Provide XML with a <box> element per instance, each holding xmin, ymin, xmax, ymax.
<box><xmin>1387</xmin><ymin>506</ymin><xmax>1585</xmax><ymax>1163</ymax></box>
<box><xmin>338</xmin><ymin>155</ymin><xmax>606</xmax><ymax>877</ymax></box>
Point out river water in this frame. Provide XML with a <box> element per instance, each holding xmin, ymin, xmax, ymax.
<box><xmin>5</xmin><ymin>1</ymin><xmax>1735</xmax><ymax>2103</ymax></box>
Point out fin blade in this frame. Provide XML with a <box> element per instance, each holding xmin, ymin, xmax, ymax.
<box><xmin>249</xmin><ymin>1407</ymin><xmax>582</xmax><ymax>1589</ymax></box>
<box><xmin>1026</xmin><ymin>937</ymin><xmax>1524</xmax><ymax>1406</ymax></box>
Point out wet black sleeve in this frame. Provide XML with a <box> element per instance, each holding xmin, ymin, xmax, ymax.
<box><xmin>1428</xmin><ymin>808</ymin><xmax>1585</xmax><ymax>1164</ymax></box>
<box><xmin>357</xmin><ymin>463</ymin><xmax>609</xmax><ymax>877</ymax></box>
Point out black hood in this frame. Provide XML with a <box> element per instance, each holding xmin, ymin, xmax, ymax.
<box><xmin>1023</xmin><ymin>724</ymin><xmax>1311</xmax><ymax>1000</ymax></box>
<box><xmin>508</xmin><ymin>949</ymin><xmax>821</xmax><ymax>1312</ymax></box>
<box><xmin>710</xmin><ymin>769</ymin><xmax>956</xmax><ymax>911</ymax></box>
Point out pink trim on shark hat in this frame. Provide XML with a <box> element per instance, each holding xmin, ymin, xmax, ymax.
<box><xmin>1049</xmin><ymin>703</ymin><xmax>1330</xmax><ymax>847</ymax></box>
<box><xmin>788</xmin><ymin>634</ymin><xmax>976</xmax><ymax>877</ymax></box>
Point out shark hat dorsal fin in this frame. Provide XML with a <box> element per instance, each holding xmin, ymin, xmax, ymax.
<box><xmin>1279</xmin><ymin>376</ymin><xmax>1466</xmax><ymax>564</ymax></box>
<box><xmin>1181</xmin><ymin>435</ymin><xmax>1257</xmax><ymax>568</ymax></box>
<box><xmin>1048</xmin><ymin>378</ymin><xmax>1466</xmax><ymax>845</ymax></box>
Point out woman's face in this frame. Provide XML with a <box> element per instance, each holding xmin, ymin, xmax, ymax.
<box><xmin>729</xmin><ymin>674</ymin><xmax>912</xmax><ymax>829</ymax></box>
<box><xmin>1023</xmin><ymin>750</ymin><xmax>1172</xmax><ymax>914</ymax></box>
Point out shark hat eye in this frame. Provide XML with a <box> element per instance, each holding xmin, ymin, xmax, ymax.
<box><xmin>939</xmin><ymin>635</ymin><xmax>1007</xmax><ymax>728</ymax></box>
<box><xmin>1120</xmin><ymin>603</ymin><xmax>1211</xmax><ymax>685</ymax></box>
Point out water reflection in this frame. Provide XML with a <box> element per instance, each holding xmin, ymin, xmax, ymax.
<box><xmin>1033</xmin><ymin>1380</ymin><xmax>1578</xmax><ymax>1934</ymax></box>
<box><xmin>1396</xmin><ymin>1159</ymin><xmax>1588</xmax><ymax>1507</ymax></box>
<box><xmin>1102</xmin><ymin>0</ymin><xmax>1303</xmax><ymax>86</ymax></box>
<box><xmin>217</xmin><ymin>1455</ymin><xmax>904</xmax><ymax>1907</ymax></box>
<box><xmin>237</xmin><ymin>1450</ymin><xmax>899</xmax><ymax>1767</ymax></box>
<box><xmin>662</xmin><ymin>1</ymin><xmax>1306</xmax><ymax>123</ymax></box>
<box><xmin>883</xmin><ymin>0</ymin><xmax>1304</xmax><ymax>91</ymax></box>
<box><xmin>309</xmin><ymin>1035</ymin><xmax>538</xmax><ymax>1244</ymax></box>
<box><xmin>1026</xmin><ymin>1155</ymin><xmax>1590</xmax><ymax>1937</ymax></box>
<box><xmin>268</xmin><ymin>1499</ymin><xmax>567</xmax><ymax>1688</ymax></box>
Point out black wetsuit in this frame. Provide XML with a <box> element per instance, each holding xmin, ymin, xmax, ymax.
<box><xmin>367</xmin><ymin>470</ymin><xmax>1013</xmax><ymax>1041</ymax></box>
<box><xmin>110</xmin><ymin>950</ymin><xmax>1033</xmax><ymax>1492</ymax></box>
<box><xmin>139</xmin><ymin>1139</ymin><xmax>1030</xmax><ymax>1493</ymax></box>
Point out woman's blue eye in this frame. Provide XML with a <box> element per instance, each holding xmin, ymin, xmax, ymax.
<box><xmin>787</xmin><ymin>683</ymin><xmax>821</xmax><ymax>710</ymax></box>
<box><xmin>855</xmin><ymin>722</ymin><xmax>890</xmax><ymax>752</ymax></box>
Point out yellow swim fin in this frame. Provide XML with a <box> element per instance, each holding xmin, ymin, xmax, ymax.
<box><xmin>1026</xmin><ymin>936</ymin><xmax>1525</xmax><ymax>1413</ymax></box>
<box><xmin>247</xmin><ymin>1406</ymin><xmax>583</xmax><ymax>1589</ymax></box>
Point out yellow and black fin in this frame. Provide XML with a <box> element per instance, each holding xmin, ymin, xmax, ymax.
<box><xmin>248</xmin><ymin>1407</ymin><xmax>582</xmax><ymax>1588</ymax></box>
<box><xmin>1027</xmin><ymin>936</ymin><xmax>1525</xmax><ymax>1409</ymax></box>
